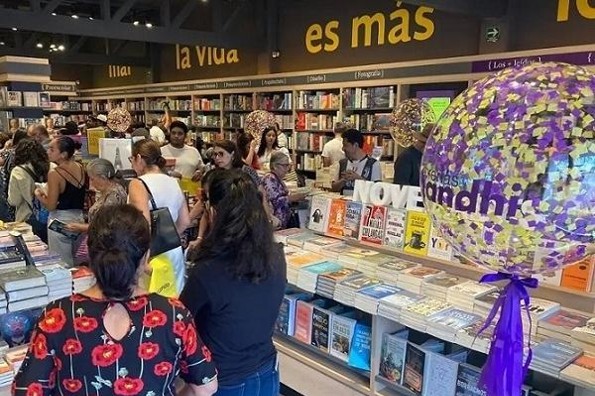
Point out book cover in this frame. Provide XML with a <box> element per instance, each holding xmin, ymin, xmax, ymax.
<box><xmin>542</xmin><ymin>309</ymin><xmax>590</xmax><ymax>332</ymax></box>
<box><xmin>369</xmin><ymin>87</ymin><xmax>391</xmax><ymax>108</ymax></box>
<box><xmin>87</xmin><ymin>128</ymin><xmax>106</xmax><ymax>156</ymax></box>
<box><xmin>357</xmin><ymin>284</ymin><xmax>401</xmax><ymax>300</ymax></box>
<box><xmin>343</xmin><ymin>201</ymin><xmax>363</xmax><ymax>239</ymax></box>
<box><xmin>404</xmin><ymin>211</ymin><xmax>431</xmax><ymax>256</ymax></box>
<box><xmin>22</xmin><ymin>92</ymin><xmax>39</xmax><ymax>107</ymax></box>
<box><xmin>308</xmin><ymin>195</ymin><xmax>332</xmax><ymax>233</ymax></box>
<box><xmin>372</xmin><ymin>114</ymin><xmax>391</xmax><ymax>131</ymax></box>
<box><xmin>455</xmin><ymin>364</ymin><xmax>486</xmax><ymax>396</ymax></box>
<box><xmin>330</xmin><ymin>312</ymin><xmax>357</xmax><ymax>362</ymax></box>
<box><xmin>7</xmin><ymin>91</ymin><xmax>22</xmax><ymax>107</ymax></box>
<box><xmin>39</xmin><ymin>92</ymin><xmax>51</xmax><ymax>108</ymax></box>
<box><xmin>384</xmin><ymin>208</ymin><xmax>406</xmax><ymax>250</ymax></box>
<box><xmin>99</xmin><ymin>138</ymin><xmax>132</xmax><ymax>170</ymax></box>
<box><xmin>294</xmin><ymin>300</ymin><xmax>315</xmax><ymax>344</ymax></box>
<box><xmin>359</xmin><ymin>205</ymin><xmax>387</xmax><ymax>245</ymax></box>
<box><xmin>561</xmin><ymin>256</ymin><xmax>594</xmax><ymax>292</ymax></box>
<box><xmin>0</xmin><ymin>266</ymin><xmax>45</xmax><ymax>292</ymax></box>
<box><xmin>348</xmin><ymin>320</ymin><xmax>372</xmax><ymax>371</ymax></box>
<box><xmin>311</xmin><ymin>305</ymin><xmax>343</xmax><ymax>352</ymax></box>
<box><xmin>429</xmin><ymin>308</ymin><xmax>483</xmax><ymax>330</ymax></box>
<box><xmin>533</xmin><ymin>339</ymin><xmax>583</xmax><ymax>369</ymax></box>
<box><xmin>560</xmin><ymin>355</ymin><xmax>595</xmax><ymax>388</ymax></box>
<box><xmin>276</xmin><ymin>293</ymin><xmax>309</xmax><ymax>336</ymax></box>
<box><xmin>379</xmin><ymin>332</ymin><xmax>408</xmax><ymax>384</ymax></box>
<box><xmin>326</xmin><ymin>198</ymin><xmax>347</xmax><ymax>237</ymax></box>
<box><xmin>427</xmin><ymin>224</ymin><xmax>454</xmax><ymax>261</ymax></box>
<box><xmin>404</xmin><ymin>343</ymin><xmax>426</xmax><ymax>395</ymax></box>
<box><xmin>422</xmin><ymin>352</ymin><xmax>460</xmax><ymax>396</ymax></box>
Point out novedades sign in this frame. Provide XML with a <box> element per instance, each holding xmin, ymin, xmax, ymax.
<box><xmin>305</xmin><ymin>2</ymin><xmax>435</xmax><ymax>54</ymax></box>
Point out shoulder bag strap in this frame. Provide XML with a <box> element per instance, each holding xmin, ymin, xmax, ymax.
<box><xmin>137</xmin><ymin>178</ymin><xmax>158</xmax><ymax>211</ymax></box>
<box><xmin>17</xmin><ymin>165</ymin><xmax>39</xmax><ymax>182</ymax></box>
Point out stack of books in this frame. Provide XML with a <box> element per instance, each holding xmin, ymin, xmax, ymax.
<box><xmin>273</xmin><ymin>228</ymin><xmax>305</xmax><ymax>245</ymax></box>
<box><xmin>39</xmin><ymin>263</ymin><xmax>73</xmax><ymax>301</ymax></box>
<box><xmin>0</xmin><ymin>357</ymin><xmax>12</xmax><ymax>387</ymax></box>
<box><xmin>560</xmin><ymin>354</ymin><xmax>595</xmax><ymax>389</ymax></box>
<box><xmin>334</xmin><ymin>275</ymin><xmax>381</xmax><ymax>306</ymax></box>
<box><xmin>447</xmin><ymin>281</ymin><xmax>497</xmax><ymax>311</ymax></box>
<box><xmin>354</xmin><ymin>283</ymin><xmax>401</xmax><ymax>315</ymax></box>
<box><xmin>285</xmin><ymin>249</ymin><xmax>325</xmax><ymax>285</ymax></box>
<box><xmin>296</xmin><ymin>261</ymin><xmax>343</xmax><ymax>293</ymax></box>
<box><xmin>397</xmin><ymin>266</ymin><xmax>444</xmax><ymax>294</ymax></box>
<box><xmin>377</xmin><ymin>290</ymin><xmax>425</xmax><ymax>323</ymax></box>
<box><xmin>303</xmin><ymin>236</ymin><xmax>344</xmax><ymax>253</ymax></box>
<box><xmin>399</xmin><ymin>298</ymin><xmax>451</xmax><ymax>332</ymax></box>
<box><xmin>426</xmin><ymin>308</ymin><xmax>484</xmax><ymax>342</ymax></box>
<box><xmin>456</xmin><ymin>321</ymin><xmax>495</xmax><ymax>353</ymax></box>
<box><xmin>323</xmin><ymin>244</ymin><xmax>353</xmax><ymax>260</ymax></box>
<box><xmin>531</xmin><ymin>339</ymin><xmax>583</xmax><ymax>377</ymax></box>
<box><xmin>522</xmin><ymin>298</ymin><xmax>561</xmax><ymax>336</ymax></box>
<box><xmin>0</xmin><ymin>239</ymin><xmax>26</xmax><ymax>270</ymax></box>
<box><xmin>0</xmin><ymin>266</ymin><xmax>48</xmax><ymax>312</ymax></box>
<box><xmin>338</xmin><ymin>248</ymin><xmax>384</xmax><ymax>270</ymax></box>
<box><xmin>473</xmin><ymin>290</ymin><xmax>502</xmax><ymax>317</ymax></box>
<box><xmin>538</xmin><ymin>309</ymin><xmax>591</xmax><ymax>343</ymax></box>
<box><xmin>0</xmin><ymin>291</ymin><xmax>6</xmax><ymax>315</ymax></box>
<box><xmin>71</xmin><ymin>266</ymin><xmax>96</xmax><ymax>293</ymax></box>
<box><xmin>5</xmin><ymin>346</ymin><xmax>28</xmax><ymax>375</ymax></box>
<box><xmin>287</xmin><ymin>231</ymin><xmax>317</xmax><ymax>248</ymax></box>
<box><xmin>376</xmin><ymin>259</ymin><xmax>418</xmax><ymax>286</ymax></box>
<box><xmin>422</xmin><ymin>274</ymin><xmax>469</xmax><ymax>300</ymax></box>
<box><xmin>316</xmin><ymin>268</ymin><xmax>361</xmax><ymax>299</ymax></box>
<box><xmin>571</xmin><ymin>318</ymin><xmax>595</xmax><ymax>352</ymax></box>
<box><xmin>356</xmin><ymin>253</ymin><xmax>394</xmax><ymax>278</ymax></box>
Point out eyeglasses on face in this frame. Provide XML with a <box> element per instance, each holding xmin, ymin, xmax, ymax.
<box><xmin>276</xmin><ymin>163</ymin><xmax>290</xmax><ymax>168</ymax></box>
<box><xmin>212</xmin><ymin>151</ymin><xmax>227</xmax><ymax>158</ymax></box>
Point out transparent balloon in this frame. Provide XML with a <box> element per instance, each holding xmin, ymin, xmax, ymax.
<box><xmin>421</xmin><ymin>62</ymin><xmax>595</xmax><ymax>276</ymax></box>
<box><xmin>107</xmin><ymin>107</ymin><xmax>132</xmax><ymax>133</ymax></box>
<box><xmin>245</xmin><ymin>110</ymin><xmax>276</xmax><ymax>147</ymax></box>
<box><xmin>390</xmin><ymin>99</ymin><xmax>436</xmax><ymax>147</ymax></box>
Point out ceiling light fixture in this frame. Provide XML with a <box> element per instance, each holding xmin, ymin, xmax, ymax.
<box><xmin>58</xmin><ymin>45</ymin><xmax>65</xmax><ymax>51</ymax></box>
<box><xmin>50</xmin><ymin>43</ymin><xmax>56</xmax><ymax>48</ymax></box>
<box><xmin>51</xmin><ymin>12</ymin><xmax>57</xmax><ymax>16</ymax></box>
<box><xmin>36</xmin><ymin>42</ymin><xmax>43</xmax><ymax>48</ymax></box>
<box><xmin>133</xmin><ymin>20</ymin><xmax>140</xmax><ymax>26</ymax></box>
<box><xmin>71</xmin><ymin>14</ymin><xmax>79</xmax><ymax>19</ymax></box>
<box><xmin>89</xmin><ymin>16</ymin><xmax>94</xmax><ymax>20</ymax></box>
<box><xmin>11</xmin><ymin>27</ymin><xmax>17</xmax><ymax>31</ymax></box>
<box><xmin>0</xmin><ymin>42</ymin><xmax>5</xmax><ymax>46</ymax></box>
<box><xmin>145</xmin><ymin>22</ymin><xmax>153</xmax><ymax>28</ymax></box>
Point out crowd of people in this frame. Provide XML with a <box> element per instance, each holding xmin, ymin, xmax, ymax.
<box><xmin>0</xmin><ymin>111</ymin><xmax>429</xmax><ymax>395</ymax></box>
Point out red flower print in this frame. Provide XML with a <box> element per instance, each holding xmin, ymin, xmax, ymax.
<box><xmin>126</xmin><ymin>296</ymin><xmax>148</xmax><ymax>311</ymax></box>
<box><xmin>91</xmin><ymin>343</ymin><xmax>123</xmax><ymax>367</ymax></box>
<box><xmin>54</xmin><ymin>356</ymin><xmax>62</xmax><ymax>370</ymax></box>
<box><xmin>74</xmin><ymin>316</ymin><xmax>98</xmax><ymax>333</ymax></box>
<box><xmin>62</xmin><ymin>339</ymin><xmax>83</xmax><ymax>356</ymax></box>
<box><xmin>201</xmin><ymin>345</ymin><xmax>212</xmax><ymax>363</ymax></box>
<box><xmin>138</xmin><ymin>342</ymin><xmax>160</xmax><ymax>360</ymax></box>
<box><xmin>32</xmin><ymin>332</ymin><xmax>48</xmax><ymax>359</ymax></box>
<box><xmin>114</xmin><ymin>377</ymin><xmax>144</xmax><ymax>395</ymax></box>
<box><xmin>168</xmin><ymin>297</ymin><xmax>185</xmax><ymax>308</ymax></box>
<box><xmin>70</xmin><ymin>294</ymin><xmax>87</xmax><ymax>302</ymax></box>
<box><xmin>173</xmin><ymin>321</ymin><xmax>186</xmax><ymax>337</ymax></box>
<box><xmin>154</xmin><ymin>361</ymin><xmax>173</xmax><ymax>376</ymax></box>
<box><xmin>143</xmin><ymin>310</ymin><xmax>167</xmax><ymax>328</ymax></box>
<box><xmin>62</xmin><ymin>378</ymin><xmax>82</xmax><ymax>393</ymax></box>
<box><xmin>38</xmin><ymin>308</ymin><xmax>66</xmax><ymax>333</ymax></box>
<box><xmin>49</xmin><ymin>369</ymin><xmax>56</xmax><ymax>388</ymax></box>
<box><xmin>25</xmin><ymin>383</ymin><xmax>43</xmax><ymax>396</ymax></box>
<box><xmin>183</xmin><ymin>324</ymin><xmax>198</xmax><ymax>355</ymax></box>
<box><xmin>179</xmin><ymin>360</ymin><xmax>189</xmax><ymax>374</ymax></box>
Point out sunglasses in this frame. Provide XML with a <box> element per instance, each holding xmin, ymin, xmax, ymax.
<box><xmin>212</xmin><ymin>151</ymin><xmax>227</xmax><ymax>158</ymax></box>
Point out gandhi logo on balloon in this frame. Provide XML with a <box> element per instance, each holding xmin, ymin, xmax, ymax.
<box><xmin>421</xmin><ymin>62</ymin><xmax>595</xmax><ymax>277</ymax></box>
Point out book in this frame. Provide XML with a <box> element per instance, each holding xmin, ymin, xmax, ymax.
<box><xmin>422</xmin><ymin>351</ymin><xmax>460</xmax><ymax>396</ymax></box>
<box><xmin>404</xmin><ymin>343</ymin><xmax>426</xmax><ymax>395</ymax></box>
<box><xmin>98</xmin><ymin>138</ymin><xmax>133</xmax><ymax>170</ymax></box>
<box><xmin>22</xmin><ymin>92</ymin><xmax>40</xmax><ymax>107</ymax></box>
<box><xmin>427</xmin><ymin>223</ymin><xmax>453</xmax><ymax>261</ymax></box>
<box><xmin>532</xmin><ymin>338</ymin><xmax>583</xmax><ymax>371</ymax></box>
<box><xmin>7</xmin><ymin>285</ymin><xmax>49</xmax><ymax>302</ymax></box>
<box><xmin>455</xmin><ymin>364</ymin><xmax>486</xmax><ymax>396</ymax></box>
<box><xmin>330</xmin><ymin>311</ymin><xmax>357</xmax><ymax>362</ymax></box>
<box><xmin>326</xmin><ymin>198</ymin><xmax>347</xmax><ymax>237</ymax></box>
<box><xmin>311</xmin><ymin>304</ymin><xmax>343</xmax><ymax>352</ymax></box>
<box><xmin>348</xmin><ymin>319</ymin><xmax>372</xmax><ymax>371</ymax></box>
<box><xmin>87</xmin><ymin>127</ymin><xmax>107</xmax><ymax>156</ymax></box>
<box><xmin>383</xmin><ymin>208</ymin><xmax>406</xmax><ymax>250</ymax></box>
<box><xmin>294</xmin><ymin>299</ymin><xmax>332</xmax><ymax>345</ymax></box>
<box><xmin>403</xmin><ymin>211</ymin><xmax>431</xmax><ymax>256</ymax></box>
<box><xmin>276</xmin><ymin>292</ymin><xmax>311</xmax><ymax>336</ymax></box>
<box><xmin>561</xmin><ymin>256</ymin><xmax>594</xmax><ymax>292</ymax></box>
<box><xmin>0</xmin><ymin>266</ymin><xmax>46</xmax><ymax>292</ymax></box>
<box><xmin>343</xmin><ymin>201</ymin><xmax>363</xmax><ymax>239</ymax></box>
<box><xmin>379</xmin><ymin>331</ymin><xmax>409</xmax><ymax>384</ymax></box>
<box><xmin>359</xmin><ymin>205</ymin><xmax>387</xmax><ymax>245</ymax></box>
<box><xmin>7</xmin><ymin>91</ymin><xmax>22</xmax><ymax>107</ymax></box>
<box><xmin>8</xmin><ymin>295</ymin><xmax>49</xmax><ymax>312</ymax></box>
<box><xmin>560</xmin><ymin>354</ymin><xmax>595</xmax><ymax>388</ymax></box>
<box><xmin>308</xmin><ymin>195</ymin><xmax>332</xmax><ymax>233</ymax></box>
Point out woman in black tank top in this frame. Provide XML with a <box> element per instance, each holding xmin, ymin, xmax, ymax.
<box><xmin>35</xmin><ymin>136</ymin><xmax>86</xmax><ymax>267</ymax></box>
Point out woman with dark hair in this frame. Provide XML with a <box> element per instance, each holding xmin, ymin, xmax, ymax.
<box><xmin>35</xmin><ymin>136</ymin><xmax>86</xmax><ymax>266</ymax></box>
<box><xmin>181</xmin><ymin>170</ymin><xmax>286</xmax><ymax>396</ymax></box>
<box><xmin>128</xmin><ymin>138</ymin><xmax>190</xmax><ymax>296</ymax></box>
<box><xmin>211</xmin><ymin>139</ymin><xmax>259</xmax><ymax>185</ymax></box>
<box><xmin>14</xmin><ymin>204</ymin><xmax>218</xmax><ymax>396</ymax></box>
<box><xmin>256</xmin><ymin>127</ymin><xmax>290</xmax><ymax>171</ymax></box>
<box><xmin>8</xmin><ymin>139</ymin><xmax>52</xmax><ymax>240</ymax></box>
<box><xmin>236</xmin><ymin>132</ymin><xmax>259</xmax><ymax>170</ymax></box>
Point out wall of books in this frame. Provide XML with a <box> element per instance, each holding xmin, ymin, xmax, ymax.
<box><xmin>270</xmin><ymin>189</ymin><xmax>595</xmax><ymax>396</ymax></box>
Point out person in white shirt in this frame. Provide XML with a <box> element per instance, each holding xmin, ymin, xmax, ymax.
<box><xmin>331</xmin><ymin>128</ymin><xmax>382</xmax><ymax>196</ymax></box>
<box><xmin>149</xmin><ymin>118</ymin><xmax>166</xmax><ymax>145</ymax></box>
<box><xmin>257</xmin><ymin>127</ymin><xmax>291</xmax><ymax>172</ymax></box>
<box><xmin>160</xmin><ymin>120</ymin><xmax>204</xmax><ymax>181</ymax></box>
<box><xmin>322</xmin><ymin>122</ymin><xmax>348</xmax><ymax>167</ymax></box>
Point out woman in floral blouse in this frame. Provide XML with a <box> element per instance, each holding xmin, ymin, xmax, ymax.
<box><xmin>260</xmin><ymin>152</ymin><xmax>306</xmax><ymax>229</ymax></box>
<box><xmin>13</xmin><ymin>204</ymin><xmax>218</xmax><ymax>396</ymax></box>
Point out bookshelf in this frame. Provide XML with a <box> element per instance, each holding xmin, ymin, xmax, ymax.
<box><xmin>194</xmin><ymin>94</ymin><xmax>222</xmax><ymax>143</ymax></box>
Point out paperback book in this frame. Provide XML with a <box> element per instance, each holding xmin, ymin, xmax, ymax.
<box><xmin>326</xmin><ymin>198</ymin><xmax>347</xmax><ymax>237</ymax></box>
<box><xmin>383</xmin><ymin>208</ymin><xmax>406</xmax><ymax>249</ymax></box>
<box><xmin>404</xmin><ymin>211</ymin><xmax>431</xmax><ymax>256</ymax></box>
<box><xmin>359</xmin><ymin>205</ymin><xmax>387</xmax><ymax>245</ymax></box>
<box><xmin>308</xmin><ymin>195</ymin><xmax>332</xmax><ymax>233</ymax></box>
<box><xmin>330</xmin><ymin>311</ymin><xmax>357</xmax><ymax>362</ymax></box>
<box><xmin>379</xmin><ymin>330</ymin><xmax>409</xmax><ymax>384</ymax></box>
<box><xmin>343</xmin><ymin>201</ymin><xmax>364</xmax><ymax>239</ymax></box>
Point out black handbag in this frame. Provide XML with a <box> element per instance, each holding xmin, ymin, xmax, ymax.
<box><xmin>138</xmin><ymin>178</ymin><xmax>181</xmax><ymax>257</ymax></box>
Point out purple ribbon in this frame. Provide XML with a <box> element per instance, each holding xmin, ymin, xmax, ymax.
<box><xmin>477</xmin><ymin>272</ymin><xmax>538</xmax><ymax>396</ymax></box>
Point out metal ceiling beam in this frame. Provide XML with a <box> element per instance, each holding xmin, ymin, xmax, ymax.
<box><xmin>223</xmin><ymin>2</ymin><xmax>246</xmax><ymax>32</ymax></box>
<box><xmin>0</xmin><ymin>47</ymin><xmax>150</xmax><ymax>66</ymax></box>
<box><xmin>172</xmin><ymin>1</ymin><xmax>198</xmax><ymax>29</ymax></box>
<box><xmin>101</xmin><ymin>0</ymin><xmax>111</xmax><ymax>21</ymax></box>
<box><xmin>112</xmin><ymin>0</ymin><xmax>136</xmax><ymax>22</ymax></box>
<box><xmin>400</xmin><ymin>0</ymin><xmax>508</xmax><ymax>18</ymax></box>
<box><xmin>70</xmin><ymin>36</ymin><xmax>88</xmax><ymax>53</ymax></box>
<box><xmin>43</xmin><ymin>0</ymin><xmax>63</xmax><ymax>15</ymax></box>
<box><xmin>0</xmin><ymin>8</ymin><xmax>259</xmax><ymax>48</ymax></box>
<box><xmin>160</xmin><ymin>0</ymin><xmax>171</xmax><ymax>28</ymax></box>
<box><xmin>112</xmin><ymin>40</ymin><xmax>129</xmax><ymax>54</ymax></box>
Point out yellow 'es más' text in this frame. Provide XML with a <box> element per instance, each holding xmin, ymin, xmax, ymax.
<box><xmin>304</xmin><ymin>1</ymin><xmax>435</xmax><ymax>54</ymax></box>
<box><xmin>557</xmin><ymin>0</ymin><xmax>595</xmax><ymax>21</ymax></box>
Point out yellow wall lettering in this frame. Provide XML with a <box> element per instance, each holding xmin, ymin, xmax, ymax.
<box><xmin>413</xmin><ymin>6</ymin><xmax>435</xmax><ymax>41</ymax></box>
<box><xmin>324</xmin><ymin>21</ymin><xmax>340</xmax><ymax>52</ymax></box>
<box><xmin>557</xmin><ymin>0</ymin><xmax>571</xmax><ymax>21</ymax></box>
<box><xmin>213</xmin><ymin>48</ymin><xmax>226</xmax><ymax>65</ymax></box>
<box><xmin>577</xmin><ymin>0</ymin><xmax>595</xmax><ymax>18</ymax></box>
<box><xmin>352</xmin><ymin>13</ymin><xmax>386</xmax><ymax>47</ymax></box>
<box><xmin>180</xmin><ymin>46</ymin><xmax>191</xmax><ymax>69</ymax></box>
<box><xmin>388</xmin><ymin>5</ymin><xmax>411</xmax><ymax>44</ymax></box>
<box><xmin>305</xmin><ymin>24</ymin><xmax>324</xmax><ymax>53</ymax></box>
<box><xmin>108</xmin><ymin>65</ymin><xmax>131</xmax><ymax>78</ymax></box>
<box><xmin>557</xmin><ymin>0</ymin><xmax>595</xmax><ymax>21</ymax></box>
<box><xmin>227</xmin><ymin>49</ymin><xmax>240</xmax><ymax>63</ymax></box>
<box><xmin>178</xmin><ymin>45</ymin><xmax>239</xmax><ymax>69</ymax></box>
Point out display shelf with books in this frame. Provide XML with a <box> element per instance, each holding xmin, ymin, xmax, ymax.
<box><xmin>92</xmin><ymin>98</ymin><xmax>116</xmax><ymax>113</ymax></box>
<box><xmin>125</xmin><ymin>98</ymin><xmax>146</xmax><ymax>112</ymax></box>
<box><xmin>256</xmin><ymin>91</ymin><xmax>293</xmax><ymax>112</ymax></box>
<box><xmin>146</xmin><ymin>97</ymin><xmax>169</xmax><ymax>111</ymax></box>
<box><xmin>166</xmin><ymin>95</ymin><xmax>193</xmax><ymax>112</ymax></box>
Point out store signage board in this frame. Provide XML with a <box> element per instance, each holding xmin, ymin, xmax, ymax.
<box><xmin>42</xmin><ymin>83</ymin><xmax>77</xmax><ymax>93</ymax></box>
<box><xmin>471</xmin><ymin>51</ymin><xmax>594</xmax><ymax>73</ymax></box>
